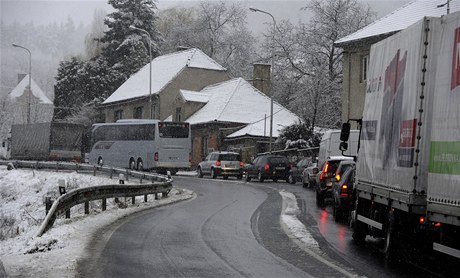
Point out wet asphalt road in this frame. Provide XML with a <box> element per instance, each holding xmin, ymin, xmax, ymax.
<box><xmin>77</xmin><ymin>176</ymin><xmax>443</xmax><ymax>277</ymax></box>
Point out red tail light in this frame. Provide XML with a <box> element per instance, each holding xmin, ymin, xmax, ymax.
<box><xmin>419</xmin><ymin>216</ymin><xmax>425</xmax><ymax>224</ymax></box>
<box><xmin>240</xmin><ymin>161</ymin><xmax>244</xmax><ymax>167</ymax></box>
<box><xmin>216</xmin><ymin>160</ymin><xmax>221</xmax><ymax>166</ymax></box>
<box><xmin>154</xmin><ymin>152</ymin><xmax>159</xmax><ymax>161</ymax></box>
<box><xmin>340</xmin><ymin>184</ymin><xmax>348</xmax><ymax>196</ymax></box>
<box><xmin>264</xmin><ymin>163</ymin><xmax>270</xmax><ymax>171</ymax></box>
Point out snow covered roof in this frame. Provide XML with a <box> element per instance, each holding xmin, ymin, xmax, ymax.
<box><xmin>185</xmin><ymin>78</ymin><xmax>300</xmax><ymax>137</ymax></box>
<box><xmin>179</xmin><ymin>89</ymin><xmax>210</xmax><ymax>103</ymax></box>
<box><xmin>335</xmin><ymin>0</ymin><xmax>460</xmax><ymax>46</ymax></box>
<box><xmin>9</xmin><ymin>74</ymin><xmax>52</xmax><ymax>104</ymax></box>
<box><xmin>102</xmin><ymin>48</ymin><xmax>226</xmax><ymax>104</ymax></box>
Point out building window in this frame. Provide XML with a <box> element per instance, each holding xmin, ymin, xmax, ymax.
<box><xmin>175</xmin><ymin>107</ymin><xmax>182</xmax><ymax>122</ymax></box>
<box><xmin>202</xmin><ymin>136</ymin><xmax>208</xmax><ymax>157</ymax></box>
<box><xmin>361</xmin><ymin>55</ymin><xmax>369</xmax><ymax>83</ymax></box>
<box><xmin>133</xmin><ymin>106</ymin><xmax>143</xmax><ymax>119</ymax></box>
<box><xmin>114</xmin><ymin>109</ymin><xmax>123</xmax><ymax>121</ymax></box>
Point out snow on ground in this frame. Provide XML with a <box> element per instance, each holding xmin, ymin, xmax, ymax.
<box><xmin>0</xmin><ymin>165</ymin><xmax>328</xmax><ymax>277</ymax></box>
<box><xmin>0</xmin><ymin>165</ymin><xmax>194</xmax><ymax>277</ymax></box>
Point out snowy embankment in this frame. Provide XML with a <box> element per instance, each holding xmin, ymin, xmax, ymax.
<box><xmin>0</xmin><ymin>166</ymin><xmax>194</xmax><ymax>277</ymax></box>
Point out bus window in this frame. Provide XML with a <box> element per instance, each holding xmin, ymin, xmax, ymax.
<box><xmin>158</xmin><ymin>122</ymin><xmax>189</xmax><ymax>138</ymax></box>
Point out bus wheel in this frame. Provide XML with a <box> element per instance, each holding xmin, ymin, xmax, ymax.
<box><xmin>129</xmin><ymin>158</ymin><xmax>136</xmax><ymax>170</ymax></box>
<box><xmin>98</xmin><ymin>157</ymin><xmax>103</xmax><ymax>166</ymax></box>
<box><xmin>137</xmin><ymin>159</ymin><xmax>144</xmax><ymax>171</ymax></box>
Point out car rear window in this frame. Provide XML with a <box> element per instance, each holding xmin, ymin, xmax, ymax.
<box><xmin>219</xmin><ymin>154</ymin><xmax>241</xmax><ymax>161</ymax></box>
<box><xmin>325</xmin><ymin>160</ymin><xmax>343</xmax><ymax>173</ymax></box>
<box><xmin>268</xmin><ymin>157</ymin><xmax>288</xmax><ymax>164</ymax></box>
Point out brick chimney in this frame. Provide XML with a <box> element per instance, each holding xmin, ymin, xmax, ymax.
<box><xmin>252</xmin><ymin>63</ymin><xmax>271</xmax><ymax>96</ymax></box>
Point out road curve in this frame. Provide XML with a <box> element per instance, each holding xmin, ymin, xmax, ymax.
<box><xmin>77</xmin><ymin>177</ymin><xmax>312</xmax><ymax>277</ymax></box>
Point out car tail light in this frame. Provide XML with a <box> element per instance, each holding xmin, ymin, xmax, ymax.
<box><xmin>240</xmin><ymin>161</ymin><xmax>244</xmax><ymax>167</ymax></box>
<box><xmin>340</xmin><ymin>184</ymin><xmax>348</xmax><ymax>196</ymax></box>
<box><xmin>264</xmin><ymin>163</ymin><xmax>270</xmax><ymax>171</ymax></box>
<box><xmin>216</xmin><ymin>160</ymin><xmax>221</xmax><ymax>166</ymax></box>
<box><xmin>154</xmin><ymin>152</ymin><xmax>159</xmax><ymax>161</ymax></box>
<box><xmin>320</xmin><ymin>162</ymin><xmax>329</xmax><ymax>180</ymax></box>
<box><xmin>419</xmin><ymin>216</ymin><xmax>425</xmax><ymax>224</ymax></box>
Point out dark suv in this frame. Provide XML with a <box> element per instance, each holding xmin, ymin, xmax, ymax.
<box><xmin>315</xmin><ymin>156</ymin><xmax>354</xmax><ymax>206</ymax></box>
<box><xmin>197</xmin><ymin>151</ymin><xmax>244</xmax><ymax>179</ymax></box>
<box><xmin>245</xmin><ymin>155</ymin><xmax>290</xmax><ymax>183</ymax></box>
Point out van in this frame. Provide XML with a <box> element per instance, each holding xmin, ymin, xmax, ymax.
<box><xmin>317</xmin><ymin>129</ymin><xmax>359</xmax><ymax>167</ymax></box>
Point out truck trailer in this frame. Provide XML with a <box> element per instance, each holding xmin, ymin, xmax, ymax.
<box><xmin>10</xmin><ymin>121</ymin><xmax>85</xmax><ymax>162</ymax></box>
<box><xmin>341</xmin><ymin>12</ymin><xmax>460</xmax><ymax>261</ymax></box>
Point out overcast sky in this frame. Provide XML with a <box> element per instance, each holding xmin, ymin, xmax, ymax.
<box><xmin>1</xmin><ymin>0</ymin><xmax>410</xmax><ymax>30</ymax></box>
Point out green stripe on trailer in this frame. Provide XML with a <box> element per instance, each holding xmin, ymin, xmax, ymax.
<box><xmin>429</xmin><ymin>141</ymin><xmax>460</xmax><ymax>175</ymax></box>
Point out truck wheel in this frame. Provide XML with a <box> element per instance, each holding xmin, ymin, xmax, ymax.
<box><xmin>257</xmin><ymin>171</ymin><xmax>264</xmax><ymax>182</ymax></box>
<box><xmin>211</xmin><ymin>168</ymin><xmax>217</xmax><ymax>179</ymax></box>
<box><xmin>197</xmin><ymin>167</ymin><xmax>204</xmax><ymax>178</ymax></box>
<box><xmin>352</xmin><ymin>218</ymin><xmax>366</xmax><ymax>244</ymax></box>
<box><xmin>384</xmin><ymin>212</ymin><xmax>397</xmax><ymax>262</ymax></box>
<box><xmin>237</xmin><ymin>175</ymin><xmax>243</xmax><ymax>180</ymax></box>
<box><xmin>223</xmin><ymin>175</ymin><xmax>229</xmax><ymax>180</ymax></box>
<box><xmin>97</xmin><ymin>157</ymin><xmax>103</xmax><ymax>166</ymax></box>
<box><xmin>288</xmin><ymin>174</ymin><xmax>295</xmax><ymax>184</ymax></box>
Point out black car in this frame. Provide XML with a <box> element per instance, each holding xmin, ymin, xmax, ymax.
<box><xmin>332</xmin><ymin>166</ymin><xmax>355</xmax><ymax>222</ymax></box>
<box><xmin>315</xmin><ymin>156</ymin><xmax>354</xmax><ymax>206</ymax></box>
<box><xmin>287</xmin><ymin>157</ymin><xmax>314</xmax><ymax>185</ymax></box>
<box><xmin>245</xmin><ymin>155</ymin><xmax>290</xmax><ymax>183</ymax></box>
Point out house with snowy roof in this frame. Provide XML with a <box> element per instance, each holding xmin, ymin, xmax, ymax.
<box><xmin>101</xmin><ymin>48</ymin><xmax>230</xmax><ymax>122</ymax></box>
<box><xmin>7</xmin><ymin>74</ymin><xmax>53</xmax><ymax>125</ymax></box>
<box><xmin>334</xmin><ymin>0</ymin><xmax>458</xmax><ymax>127</ymax></box>
<box><xmin>173</xmin><ymin>77</ymin><xmax>301</xmax><ymax>165</ymax></box>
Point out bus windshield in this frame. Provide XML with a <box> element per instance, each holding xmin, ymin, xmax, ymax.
<box><xmin>158</xmin><ymin>122</ymin><xmax>189</xmax><ymax>138</ymax></box>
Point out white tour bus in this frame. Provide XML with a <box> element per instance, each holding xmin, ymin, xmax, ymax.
<box><xmin>88</xmin><ymin>120</ymin><xmax>191</xmax><ymax>174</ymax></box>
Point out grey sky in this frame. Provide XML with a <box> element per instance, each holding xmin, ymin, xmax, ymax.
<box><xmin>0</xmin><ymin>0</ymin><xmax>410</xmax><ymax>29</ymax></box>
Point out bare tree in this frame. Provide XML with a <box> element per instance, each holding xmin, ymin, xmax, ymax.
<box><xmin>158</xmin><ymin>1</ymin><xmax>257</xmax><ymax>78</ymax></box>
<box><xmin>266</xmin><ymin>0</ymin><xmax>375</xmax><ymax>130</ymax></box>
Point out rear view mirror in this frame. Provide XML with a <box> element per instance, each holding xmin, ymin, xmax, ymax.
<box><xmin>339</xmin><ymin>141</ymin><xmax>348</xmax><ymax>151</ymax></box>
<box><xmin>340</xmin><ymin>122</ymin><xmax>351</xmax><ymax>141</ymax></box>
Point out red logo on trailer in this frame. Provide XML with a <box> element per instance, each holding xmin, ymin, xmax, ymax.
<box><xmin>452</xmin><ymin>27</ymin><xmax>460</xmax><ymax>90</ymax></box>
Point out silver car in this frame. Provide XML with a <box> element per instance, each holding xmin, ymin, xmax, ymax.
<box><xmin>197</xmin><ymin>151</ymin><xmax>244</xmax><ymax>179</ymax></box>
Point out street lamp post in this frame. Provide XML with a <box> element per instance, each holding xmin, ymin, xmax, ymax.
<box><xmin>129</xmin><ymin>25</ymin><xmax>154</xmax><ymax>119</ymax></box>
<box><xmin>249</xmin><ymin>7</ymin><xmax>276</xmax><ymax>153</ymax></box>
<box><xmin>12</xmin><ymin>43</ymin><xmax>32</xmax><ymax>124</ymax></box>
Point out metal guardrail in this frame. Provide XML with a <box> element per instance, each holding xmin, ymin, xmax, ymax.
<box><xmin>0</xmin><ymin>160</ymin><xmax>173</xmax><ymax>236</ymax></box>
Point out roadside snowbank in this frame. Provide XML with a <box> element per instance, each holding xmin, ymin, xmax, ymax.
<box><xmin>0</xmin><ymin>166</ymin><xmax>194</xmax><ymax>277</ymax></box>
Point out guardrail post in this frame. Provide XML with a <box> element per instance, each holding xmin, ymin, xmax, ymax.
<box><xmin>132</xmin><ymin>196</ymin><xmax>135</xmax><ymax>204</ymax></box>
<box><xmin>102</xmin><ymin>198</ymin><xmax>106</xmax><ymax>211</ymax></box>
<box><xmin>126</xmin><ymin>170</ymin><xmax>129</xmax><ymax>181</ymax></box>
<box><xmin>155</xmin><ymin>193</ymin><xmax>159</xmax><ymax>200</ymax></box>
<box><xmin>45</xmin><ymin>197</ymin><xmax>52</xmax><ymax>216</ymax></box>
<box><xmin>144</xmin><ymin>194</ymin><xmax>148</xmax><ymax>202</ymax></box>
<box><xmin>84</xmin><ymin>201</ymin><xmax>89</xmax><ymax>214</ymax></box>
<box><xmin>110</xmin><ymin>168</ymin><xmax>113</xmax><ymax>179</ymax></box>
<box><xmin>93</xmin><ymin>165</ymin><xmax>97</xmax><ymax>176</ymax></box>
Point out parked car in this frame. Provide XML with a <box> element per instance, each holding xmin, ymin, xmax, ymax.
<box><xmin>332</xmin><ymin>166</ymin><xmax>355</xmax><ymax>223</ymax></box>
<box><xmin>301</xmin><ymin>162</ymin><xmax>318</xmax><ymax>188</ymax></box>
<box><xmin>197</xmin><ymin>151</ymin><xmax>244</xmax><ymax>179</ymax></box>
<box><xmin>315</xmin><ymin>156</ymin><xmax>354</xmax><ymax>206</ymax></box>
<box><xmin>287</xmin><ymin>157</ymin><xmax>314</xmax><ymax>184</ymax></box>
<box><xmin>245</xmin><ymin>155</ymin><xmax>290</xmax><ymax>183</ymax></box>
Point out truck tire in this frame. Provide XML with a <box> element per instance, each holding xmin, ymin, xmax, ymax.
<box><xmin>384</xmin><ymin>211</ymin><xmax>397</xmax><ymax>262</ymax></box>
<box><xmin>97</xmin><ymin>157</ymin><xmax>103</xmax><ymax>166</ymax></box>
<box><xmin>245</xmin><ymin>173</ymin><xmax>252</xmax><ymax>182</ymax></box>
<box><xmin>288</xmin><ymin>174</ymin><xmax>295</xmax><ymax>184</ymax></box>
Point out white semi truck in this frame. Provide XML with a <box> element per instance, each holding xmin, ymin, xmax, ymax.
<box><xmin>341</xmin><ymin>12</ymin><xmax>460</xmax><ymax>261</ymax></box>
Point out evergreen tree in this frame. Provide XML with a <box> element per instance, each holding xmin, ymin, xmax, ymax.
<box><xmin>54</xmin><ymin>57</ymin><xmax>85</xmax><ymax>119</ymax></box>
